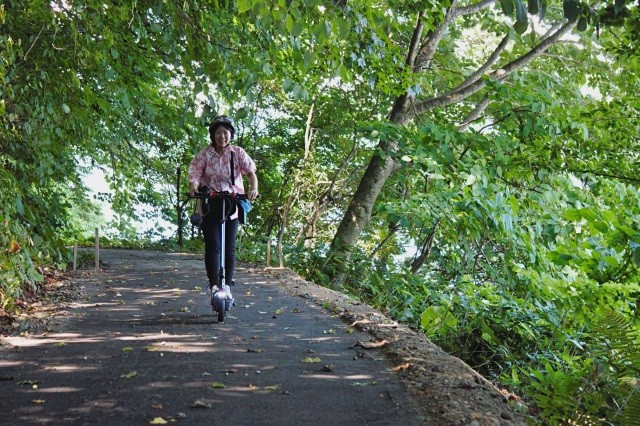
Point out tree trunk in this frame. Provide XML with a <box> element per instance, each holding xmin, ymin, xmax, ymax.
<box><xmin>176</xmin><ymin>166</ymin><xmax>184</xmax><ymax>249</ymax></box>
<box><xmin>410</xmin><ymin>219</ymin><xmax>441</xmax><ymax>274</ymax></box>
<box><xmin>326</xmin><ymin>139</ymin><xmax>401</xmax><ymax>287</ymax></box>
<box><xmin>276</xmin><ymin>104</ymin><xmax>314</xmax><ymax>267</ymax></box>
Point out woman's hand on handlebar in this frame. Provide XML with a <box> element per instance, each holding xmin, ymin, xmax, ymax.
<box><xmin>247</xmin><ymin>189</ymin><xmax>258</xmax><ymax>201</ymax></box>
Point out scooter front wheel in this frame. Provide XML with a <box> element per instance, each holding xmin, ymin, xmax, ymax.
<box><xmin>211</xmin><ymin>290</ymin><xmax>226</xmax><ymax>323</ymax></box>
<box><xmin>215</xmin><ymin>297</ymin><xmax>226</xmax><ymax>323</ymax></box>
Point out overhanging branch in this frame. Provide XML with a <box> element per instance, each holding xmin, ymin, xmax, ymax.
<box><xmin>454</xmin><ymin>0</ymin><xmax>497</xmax><ymax>17</ymax></box>
<box><xmin>412</xmin><ymin>18</ymin><xmax>578</xmax><ymax>116</ymax></box>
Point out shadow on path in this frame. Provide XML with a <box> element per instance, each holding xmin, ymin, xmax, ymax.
<box><xmin>1</xmin><ymin>249</ymin><xmax>424</xmax><ymax>425</ymax></box>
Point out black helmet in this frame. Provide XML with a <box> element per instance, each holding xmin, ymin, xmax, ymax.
<box><xmin>209</xmin><ymin>115</ymin><xmax>235</xmax><ymax>140</ymax></box>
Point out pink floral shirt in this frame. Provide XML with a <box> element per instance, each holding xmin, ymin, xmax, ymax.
<box><xmin>188</xmin><ymin>144</ymin><xmax>256</xmax><ymax>193</ymax></box>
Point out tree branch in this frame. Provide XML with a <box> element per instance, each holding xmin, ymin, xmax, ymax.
<box><xmin>415</xmin><ymin>0</ymin><xmax>460</xmax><ymax>71</ymax></box>
<box><xmin>454</xmin><ymin>0</ymin><xmax>497</xmax><ymax>18</ymax></box>
<box><xmin>406</xmin><ymin>11</ymin><xmax>425</xmax><ymax>70</ymax></box>
<box><xmin>412</xmin><ymin>18</ymin><xmax>578</xmax><ymax>116</ymax></box>
<box><xmin>457</xmin><ymin>34</ymin><xmax>510</xmax><ymax>92</ymax></box>
<box><xmin>569</xmin><ymin>169</ymin><xmax>640</xmax><ymax>185</ymax></box>
<box><xmin>457</xmin><ymin>95</ymin><xmax>490</xmax><ymax>132</ymax></box>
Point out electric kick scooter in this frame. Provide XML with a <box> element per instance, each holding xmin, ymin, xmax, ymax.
<box><xmin>191</xmin><ymin>187</ymin><xmax>247</xmax><ymax>323</ymax></box>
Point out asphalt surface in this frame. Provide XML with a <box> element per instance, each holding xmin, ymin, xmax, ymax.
<box><xmin>0</xmin><ymin>249</ymin><xmax>424</xmax><ymax>425</ymax></box>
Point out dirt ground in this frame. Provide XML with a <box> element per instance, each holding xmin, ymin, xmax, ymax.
<box><xmin>1</xmin><ymin>249</ymin><xmax>527</xmax><ymax>425</ymax></box>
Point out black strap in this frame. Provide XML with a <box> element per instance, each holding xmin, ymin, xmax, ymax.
<box><xmin>230</xmin><ymin>151</ymin><xmax>235</xmax><ymax>185</ymax></box>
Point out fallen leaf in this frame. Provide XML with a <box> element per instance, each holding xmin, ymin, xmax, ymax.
<box><xmin>392</xmin><ymin>363</ymin><xmax>411</xmax><ymax>372</ymax></box>
<box><xmin>211</xmin><ymin>382</ymin><xmax>226</xmax><ymax>389</ymax></box>
<box><xmin>274</xmin><ymin>309</ymin><xmax>284</xmax><ymax>315</ymax></box>
<box><xmin>247</xmin><ymin>348</ymin><xmax>264</xmax><ymax>353</ymax></box>
<box><xmin>152</xmin><ymin>403</ymin><xmax>163</xmax><ymax>410</ymax></box>
<box><xmin>301</xmin><ymin>357</ymin><xmax>322</xmax><ymax>363</ymax></box>
<box><xmin>55</xmin><ymin>342</ymin><xmax>67</xmax><ymax>346</ymax></box>
<box><xmin>350</xmin><ymin>319</ymin><xmax>372</xmax><ymax>327</ymax></box>
<box><xmin>7</xmin><ymin>240</ymin><xmax>21</xmax><ymax>254</ymax></box>
<box><xmin>355</xmin><ymin>339</ymin><xmax>389</xmax><ymax>349</ymax></box>
<box><xmin>192</xmin><ymin>400</ymin><xmax>212</xmax><ymax>409</ymax></box>
<box><xmin>121</xmin><ymin>371</ymin><xmax>137</xmax><ymax>379</ymax></box>
<box><xmin>122</xmin><ymin>347</ymin><xmax>133</xmax><ymax>352</ymax></box>
<box><xmin>323</xmin><ymin>329</ymin><xmax>336</xmax><ymax>334</ymax></box>
<box><xmin>149</xmin><ymin>417</ymin><xmax>168</xmax><ymax>424</ymax></box>
<box><xmin>32</xmin><ymin>399</ymin><xmax>45</xmax><ymax>404</ymax></box>
<box><xmin>264</xmin><ymin>384</ymin><xmax>281</xmax><ymax>391</ymax></box>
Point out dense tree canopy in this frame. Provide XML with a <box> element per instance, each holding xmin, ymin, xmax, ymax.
<box><xmin>2</xmin><ymin>0</ymin><xmax>639</xmax><ymax>423</ymax></box>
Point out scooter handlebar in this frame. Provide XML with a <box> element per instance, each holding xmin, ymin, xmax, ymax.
<box><xmin>189</xmin><ymin>190</ymin><xmax>248</xmax><ymax>200</ymax></box>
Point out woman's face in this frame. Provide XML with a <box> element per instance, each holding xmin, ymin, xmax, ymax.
<box><xmin>213</xmin><ymin>126</ymin><xmax>232</xmax><ymax>149</ymax></box>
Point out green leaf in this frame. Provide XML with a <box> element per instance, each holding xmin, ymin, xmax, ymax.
<box><xmin>538</xmin><ymin>0</ymin><xmax>547</xmax><ymax>20</ymax></box>
<box><xmin>513</xmin><ymin>14</ymin><xmax>529</xmax><ymax>34</ymax></box>
<box><xmin>579</xmin><ymin>208</ymin><xmax>597</xmax><ymax>221</ymax></box>
<box><xmin>563</xmin><ymin>0</ymin><xmax>581</xmax><ymax>22</ymax></box>
<box><xmin>632</xmin><ymin>247</ymin><xmax>640</xmax><ymax>267</ymax></box>
<box><xmin>336</xmin><ymin>19</ymin><xmax>350</xmax><ymax>39</ymax></box>
<box><xmin>527</xmin><ymin>0</ymin><xmax>540</xmax><ymax>15</ymax></box>
<box><xmin>563</xmin><ymin>209</ymin><xmax>582</xmax><ymax>221</ymax></box>
<box><xmin>577</xmin><ymin>16</ymin><xmax>587</xmax><ymax>31</ymax></box>
<box><xmin>285</xmin><ymin>14</ymin><xmax>294</xmax><ymax>34</ymax></box>
<box><xmin>420</xmin><ymin>306</ymin><xmax>440</xmax><ymax>329</ymax></box>
<box><xmin>15</xmin><ymin>195</ymin><xmax>24</xmax><ymax>215</ymax></box>
<box><xmin>235</xmin><ymin>108</ymin><xmax>248</xmax><ymax>120</ymax></box>
<box><xmin>515</xmin><ymin>0</ymin><xmax>528</xmax><ymax>25</ymax></box>
<box><xmin>237</xmin><ymin>0</ymin><xmax>252</xmax><ymax>13</ymax></box>
<box><xmin>592</xmin><ymin>221</ymin><xmax>609</xmax><ymax>233</ymax></box>
<box><xmin>500</xmin><ymin>0</ymin><xmax>514</xmax><ymax>16</ymax></box>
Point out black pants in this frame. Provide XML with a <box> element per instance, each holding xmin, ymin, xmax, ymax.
<box><xmin>202</xmin><ymin>213</ymin><xmax>239</xmax><ymax>289</ymax></box>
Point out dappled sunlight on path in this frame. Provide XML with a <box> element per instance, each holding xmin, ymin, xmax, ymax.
<box><xmin>1</xmin><ymin>249</ymin><xmax>422</xmax><ymax>425</ymax></box>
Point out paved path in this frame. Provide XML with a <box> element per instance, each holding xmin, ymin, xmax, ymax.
<box><xmin>1</xmin><ymin>249</ymin><xmax>423</xmax><ymax>425</ymax></box>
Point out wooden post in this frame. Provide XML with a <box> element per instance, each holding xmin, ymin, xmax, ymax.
<box><xmin>73</xmin><ymin>242</ymin><xmax>77</xmax><ymax>272</ymax></box>
<box><xmin>95</xmin><ymin>228</ymin><xmax>100</xmax><ymax>271</ymax></box>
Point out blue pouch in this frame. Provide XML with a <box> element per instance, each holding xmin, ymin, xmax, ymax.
<box><xmin>237</xmin><ymin>198</ymin><xmax>252</xmax><ymax>224</ymax></box>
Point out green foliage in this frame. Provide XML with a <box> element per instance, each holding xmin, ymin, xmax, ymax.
<box><xmin>2</xmin><ymin>1</ymin><xmax>640</xmax><ymax>424</ymax></box>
